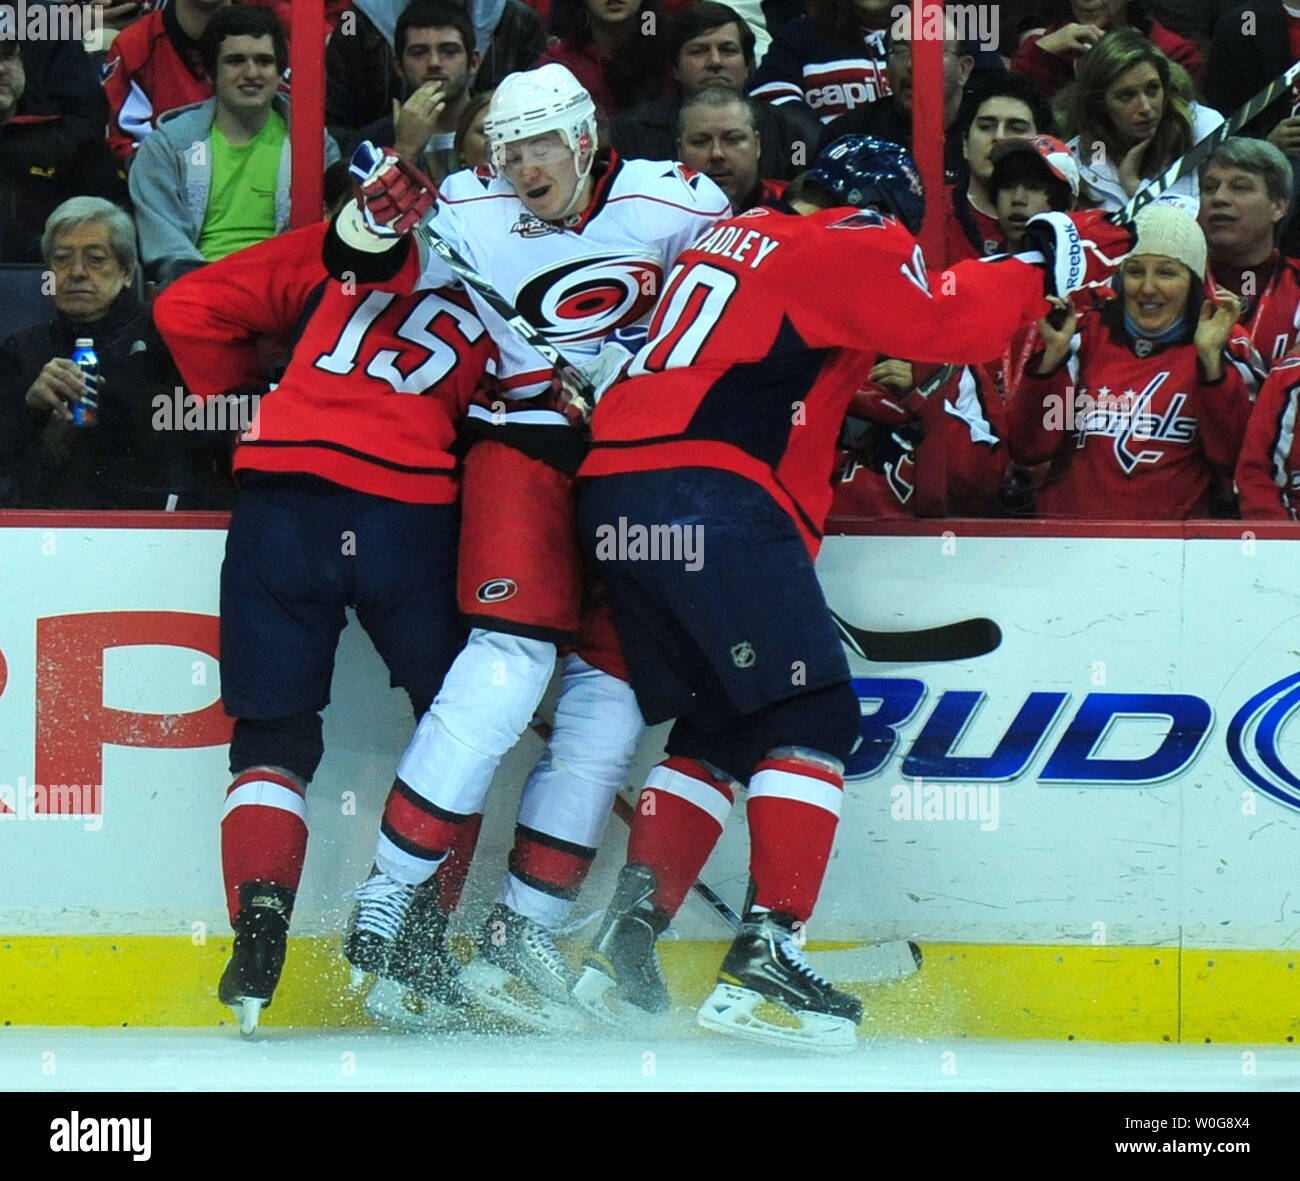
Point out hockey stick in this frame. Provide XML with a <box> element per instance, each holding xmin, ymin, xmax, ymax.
<box><xmin>608</xmin><ymin>794</ymin><xmax>921</xmax><ymax>985</ymax></box>
<box><xmin>350</xmin><ymin>142</ymin><xmax>596</xmax><ymax>413</ymax></box>
<box><xmin>526</xmin><ymin>719</ymin><xmax>919</xmax><ymax>983</ymax></box>
<box><xmin>1113</xmin><ymin>60</ymin><xmax>1300</xmax><ymax>225</ymax></box>
<box><xmin>831</xmin><ymin>611</ymin><xmax>1002</xmax><ymax>663</ymax></box>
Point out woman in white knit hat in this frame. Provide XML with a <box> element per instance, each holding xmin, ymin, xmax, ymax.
<box><xmin>1004</xmin><ymin>203</ymin><xmax>1259</xmax><ymax>519</ymax></box>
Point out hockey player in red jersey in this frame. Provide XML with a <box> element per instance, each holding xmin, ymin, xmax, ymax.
<box><xmin>154</xmin><ymin>220</ymin><xmax>495</xmax><ymax>1035</ymax></box>
<box><xmin>1006</xmin><ymin>203</ymin><xmax>1257</xmax><ymax>520</ymax></box>
<box><xmin>329</xmin><ymin>62</ymin><xmax>729</xmax><ymax>1030</ymax></box>
<box><xmin>567</xmin><ymin>135</ymin><xmax>1103</xmax><ymax>1050</ymax></box>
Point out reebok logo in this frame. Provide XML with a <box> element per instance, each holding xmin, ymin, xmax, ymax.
<box><xmin>50</xmin><ymin>1111</ymin><xmax>151</xmax><ymax>1162</ymax></box>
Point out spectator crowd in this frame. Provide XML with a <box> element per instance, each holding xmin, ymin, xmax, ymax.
<box><xmin>5</xmin><ymin>0</ymin><xmax>1300</xmax><ymax>520</ymax></box>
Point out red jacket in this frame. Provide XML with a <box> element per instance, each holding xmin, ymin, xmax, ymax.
<box><xmin>102</xmin><ymin>9</ymin><xmax>210</xmax><ymax>161</ymax></box>
<box><xmin>1238</xmin><ymin>355</ymin><xmax>1300</xmax><ymax>519</ymax></box>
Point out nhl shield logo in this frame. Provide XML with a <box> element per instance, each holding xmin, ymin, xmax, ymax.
<box><xmin>731</xmin><ymin>641</ymin><xmax>756</xmax><ymax>669</ymax></box>
<box><xmin>1134</xmin><ymin>337</ymin><xmax>1153</xmax><ymax>358</ymax></box>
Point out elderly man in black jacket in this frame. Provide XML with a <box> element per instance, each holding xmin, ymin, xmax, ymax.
<box><xmin>0</xmin><ymin>197</ymin><xmax>231</xmax><ymax>510</ymax></box>
<box><xmin>612</xmin><ymin>1</ymin><xmax>823</xmax><ymax>179</ymax></box>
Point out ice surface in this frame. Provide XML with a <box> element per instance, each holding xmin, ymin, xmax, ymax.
<box><xmin>3</xmin><ymin>1027</ymin><xmax>1299</xmax><ymax>1091</ymax></box>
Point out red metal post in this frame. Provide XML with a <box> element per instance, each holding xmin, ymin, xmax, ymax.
<box><xmin>910</xmin><ymin>0</ymin><xmax>946</xmax><ymax>265</ymax></box>
<box><xmin>290</xmin><ymin>0</ymin><xmax>326</xmax><ymax>228</ymax></box>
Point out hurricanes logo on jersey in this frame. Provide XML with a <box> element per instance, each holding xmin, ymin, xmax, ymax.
<box><xmin>476</xmin><ymin>578</ymin><xmax>518</xmax><ymax>603</ymax></box>
<box><xmin>515</xmin><ymin>254</ymin><xmax>663</xmax><ymax>346</ymax></box>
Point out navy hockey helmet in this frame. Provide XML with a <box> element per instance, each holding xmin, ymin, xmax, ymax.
<box><xmin>804</xmin><ymin>136</ymin><xmax>925</xmax><ymax>235</ymax></box>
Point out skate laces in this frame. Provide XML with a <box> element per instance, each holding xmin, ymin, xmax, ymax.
<box><xmin>520</xmin><ymin>919</ymin><xmax>569</xmax><ymax>978</ymax></box>
<box><xmin>777</xmin><ymin>932</ymin><xmax>833</xmax><ymax>990</ymax></box>
<box><xmin>350</xmin><ymin>872</ymin><xmax>415</xmax><ymax>940</ymax></box>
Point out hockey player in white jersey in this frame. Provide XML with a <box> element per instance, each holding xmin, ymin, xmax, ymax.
<box><xmin>327</xmin><ymin>63</ymin><xmax>728</xmax><ymax>1031</ymax></box>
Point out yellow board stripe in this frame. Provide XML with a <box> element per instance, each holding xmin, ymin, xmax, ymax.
<box><xmin>1</xmin><ymin>936</ymin><xmax>1297</xmax><ymax>1041</ymax></box>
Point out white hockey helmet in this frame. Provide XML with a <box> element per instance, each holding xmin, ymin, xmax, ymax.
<box><xmin>483</xmin><ymin>63</ymin><xmax>598</xmax><ymax>184</ymax></box>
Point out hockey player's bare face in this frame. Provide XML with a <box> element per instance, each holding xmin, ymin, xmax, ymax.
<box><xmin>1198</xmin><ymin>166</ymin><xmax>1287</xmax><ymax>265</ymax></box>
<box><xmin>963</xmin><ymin>97</ymin><xmax>1037</xmax><ymax>184</ymax></box>
<box><xmin>1104</xmin><ymin>63</ymin><xmax>1164</xmax><ymax>147</ymax></box>
<box><xmin>501</xmin><ymin>132</ymin><xmax>591</xmax><ymax>221</ymax></box>
<box><xmin>1122</xmin><ymin>255</ymin><xmax>1191</xmax><ymax>336</ymax></box>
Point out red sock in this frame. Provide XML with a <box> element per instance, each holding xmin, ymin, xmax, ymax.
<box><xmin>746</xmin><ymin>754</ymin><xmax>843</xmax><ymax>922</ymax></box>
<box><xmin>509</xmin><ymin>825</ymin><xmax>596</xmax><ymax>901</ymax></box>
<box><xmin>430</xmin><ymin>812</ymin><xmax>482</xmax><ymax>913</ymax></box>
<box><xmin>627</xmin><ymin>757</ymin><xmax>736</xmax><ymax>916</ymax></box>
<box><xmin>221</xmin><ymin>768</ymin><xmax>308</xmax><ymax>924</ymax></box>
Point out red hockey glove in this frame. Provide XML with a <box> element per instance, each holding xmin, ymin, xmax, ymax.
<box><xmin>349</xmin><ymin>141</ymin><xmax>438</xmax><ymax>236</ymax></box>
<box><xmin>1074</xmin><ymin>209</ymin><xmax>1139</xmax><ymax>286</ymax></box>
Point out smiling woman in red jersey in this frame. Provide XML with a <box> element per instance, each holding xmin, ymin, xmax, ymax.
<box><xmin>1007</xmin><ymin>203</ymin><xmax>1258</xmax><ymax>520</ymax></box>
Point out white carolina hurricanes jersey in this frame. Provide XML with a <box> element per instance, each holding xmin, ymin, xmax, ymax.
<box><xmin>415</xmin><ymin>156</ymin><xmax>729</xmax><ymax>400</ymax></box>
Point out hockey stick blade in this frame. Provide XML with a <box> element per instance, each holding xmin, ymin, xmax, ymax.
<box><xmin>1114</xmin><ymin>59</ymin><xmax>1300</xmax><ymax>225</ymax></box>
<box><xmin>609</xmin><ymin>794</ymin><xmax>920</xmax><ymax>985</ymax></box>
<box><xmin>832</xmin><ymin>611</ymin><xmax>1002</xmax><ymax>663</ymax></box>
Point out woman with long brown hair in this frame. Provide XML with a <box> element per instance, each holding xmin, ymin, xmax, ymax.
<box><xmin>1060</xmin><ymin>28</ymin><xmax>1221</xmax><ymax>214</ymax></box>
<box><xmin>538</xmin><ymin>0</ymin><xmax>671</xmax><ymax>120</ymax></box>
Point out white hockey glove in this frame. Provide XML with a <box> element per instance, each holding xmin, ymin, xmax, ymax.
<box><xmin>551</xmin><ymin>342</ymin><xmax>634</xmax><ymax>427</ymax></box>
<box><xmin>1019</xmin><ymin>211</ymin><xmax>1087</xmax><ymax>298</ymax></box>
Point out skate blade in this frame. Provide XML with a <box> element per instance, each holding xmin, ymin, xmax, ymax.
<box><xmin>363</xmin><ymin>977</ymin><xmax>467</xmax><ymax>1033</ymax></box>
<box><xmin>570</xmin><ymin>963</ymin><xmax>621</xmax><ymax>1026</ymax></box>
<box><xmin>697</xmin><ymin>983</ymin><xmax>858</xmax><ymax>1054</ymax></box>
<box><xmin>459</xmin><ymin>959</ymin><xmax>589</xmax><ymax>1034</ymax></box>
<box><xmin>229</xmin><ymin>997</ymin><xmax>266</xmax><ymax>1038</ymax></box>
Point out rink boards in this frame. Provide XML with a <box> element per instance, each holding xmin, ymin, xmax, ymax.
<box><xmin>2</xmin><ymin>512</ymin><xmax>1300</xmax><ymax>1041</ymax></box>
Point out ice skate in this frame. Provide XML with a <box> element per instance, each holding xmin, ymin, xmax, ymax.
<box><xmin>364</xmin><ymin>879</ymin><xmax>469</xmax><ymax>1032</ymax></box>
<box><xmin>342</xmin><ymin>867</ymin><xmax>415</xmax><ymax>987</ymax></box>
<box><xmin>571</xmin><ymin>863</ymin><xmax>671</xmax><ymax>1024</ymax></box>
<box><xmin>218</xmin><ymin>881</ymin><xmax>293</xmax><ymax>1037</ymax></box>
<box><xmin>697</xmin><ymin>913</ymin><xmax>863</xmax><ymax>1053</ymax></box>
<box><xmin>459</xmin><ymin>903</ymin><xmax>588</xmax><ymax>1033</ymax></box>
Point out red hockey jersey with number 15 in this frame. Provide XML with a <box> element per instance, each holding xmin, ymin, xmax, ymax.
<box><xmin>581</xmin><ymin>205</ymin><xmax>1049</xmax><ymax>551</ymax></box>
<box><xmin>154</xmin><ymin>222</ymin><xmax>496</xmax><ymax>504</ymax></box>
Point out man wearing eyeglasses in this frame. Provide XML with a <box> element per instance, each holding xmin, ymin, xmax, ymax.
<box><xmin>823</xmin><ymin>22</ymin><xmax>977</xmax><ymax>187</ymax></box>
<box><xmin>0</xmin><ymin>36</ymin><xmax>125</xmax><ymax>266</ymax></box>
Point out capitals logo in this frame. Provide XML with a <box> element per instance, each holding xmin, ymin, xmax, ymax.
<box><xmin>514</xmin><ymin>253</ymin><xmax>663</xmax><ymax>346</ymax></box>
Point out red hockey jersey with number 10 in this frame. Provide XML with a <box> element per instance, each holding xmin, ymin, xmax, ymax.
<box><xmin>581</xmin><ymin>205</ymin><xmax>1049</xmax><ymax>551</ymax></box>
